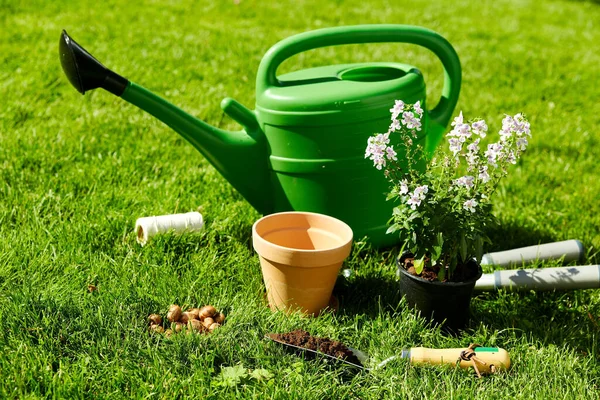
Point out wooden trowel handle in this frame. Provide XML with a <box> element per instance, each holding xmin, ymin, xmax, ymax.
<box><xmin>408</xmin><ymin>346</ymin><xmax>511</xmax><ymax>374</ymax></box>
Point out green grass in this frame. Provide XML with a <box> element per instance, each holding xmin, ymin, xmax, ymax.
<box><xmin>1</xmin><ymin>0</ymin><xmax>599</xmax><ymax>398</ymax></box>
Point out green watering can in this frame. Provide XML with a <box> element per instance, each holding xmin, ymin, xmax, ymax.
<box><xmin>59</xmin><ymin>25</ymin><xmax>461</xmax><ymax>247</ymax></box>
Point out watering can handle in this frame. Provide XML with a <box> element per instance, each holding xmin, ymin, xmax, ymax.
<box><xmin>256</xmin><ymin>24</ymin><xmax>461</xmax><ymax>131</ymax></box>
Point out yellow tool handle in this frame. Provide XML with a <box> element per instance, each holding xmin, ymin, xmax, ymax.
<box><xmin>408</xmin><ymin>346</ymin><xmax>510</xmax><ymax>374</ymax></box>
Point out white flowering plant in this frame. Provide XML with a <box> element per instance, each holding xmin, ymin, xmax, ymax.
<box><xmin>366</xmin><ymin>101</ymin><xmax>531</xmax><ymax>281</ymax></box>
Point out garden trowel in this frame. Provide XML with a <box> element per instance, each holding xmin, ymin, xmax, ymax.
<box><xmin>266</xmin><ymin>334</ymin><xmax>510</xmax><ymax>377</ymax></box>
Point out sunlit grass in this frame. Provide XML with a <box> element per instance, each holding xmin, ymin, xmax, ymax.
<box><xmin>0</xmin><ymin>0</ymin><xmax>599</xmax><ymax>398</ymax></box>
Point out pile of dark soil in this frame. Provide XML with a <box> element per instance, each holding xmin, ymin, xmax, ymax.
<box><xmin>269</xmin><ymin>330</ymin><xmax>362</xmax><ymax>367</ymax></box>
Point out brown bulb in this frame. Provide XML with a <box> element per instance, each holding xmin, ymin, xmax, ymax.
<box><xmin>148</xmin><ymin>314</ymin><xmax>162</xmax><ymax>325</ymax></box>
<box><xmin>199</xmin><ymin>305</ymin><xmax>217</xmax><ymax>319</ymax></box>
<box><xmin>203</xmin><ymin>317</ymin><xmax>214</xmax><ymax>329</ymax></box>
<box><xmin>173</xmin><ymin>322</ymin><xmax>185</xmax><ymax>333</ymax></box>
<box><xmin>180</xmin><ymin>312</ymin><xmax>196</xmax><ymax>324</ymax></box>
<box><xmin>167</xmin><ymin>304</ymin><xmax>182</xmax><ymax>322</ymax></box>
<box><xmin>149</xmin><ymin>324</ymin><xmax>164</xmax><ymax>334</ymax></box>
<box><xmin>214</xmin><ymin>313</ymin><xmax>225</xmax><ymax>324</ymax></box>
<box><xmin>188</xmin><ymin>319</ymin><xmax>204</xmax><ymax>332</ymax></box>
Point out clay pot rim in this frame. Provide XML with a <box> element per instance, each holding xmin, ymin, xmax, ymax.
<box><xmin>252</xmin><ymin>211</ymin><xmax>353</xmax><ymax>267</ymax></box>
<box><xmin>253</xmin><ymin>211</ymin><xmax>353</xmax><ymax>253</ymax></box>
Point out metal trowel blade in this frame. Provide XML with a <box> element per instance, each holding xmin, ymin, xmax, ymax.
<box><xmin>265</xmin><ymin>334</ymin><xmax>367</xmax><ymax>370</ymax></box>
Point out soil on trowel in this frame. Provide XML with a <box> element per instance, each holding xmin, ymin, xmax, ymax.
<box><xmin>269</xmin><ymin>329</ymin><xmax>362</xmax><ymax>367</ymax></box>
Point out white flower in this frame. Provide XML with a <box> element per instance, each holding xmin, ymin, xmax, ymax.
<box><xmin>413</xmin><ymin>185</ymin><xmax>429</xmax><ymax>200</ymax></box>
<box><xmin>449</xmin><ymin>138</ymin><xmax>462</xmax><ymax>156</ymax></box>
<box><xmin>463</xmin><ymin>198</ymin><xmax>478</xmax><ymax>212</ymax></box>
<box><xmin>513</xmin><ymin>113</ymin><xmax>531</xmax><ymax>137</ymax></box>
<box><xmin>451</xmin><ymin>111</ymin><xmax>464</xmax><ymax>127</ymax></box>
<box><xmin>499</xmin><ymin>113</ymin><xmax>530</xmax><ymax>142</ymax></box>
<box><xmin>402</xmin><ymin>111</ymin><xmax>422</xmax><ymax>132</ymax></box>
<box><xmin>499</xmin><ymin>115</ymin><xmax>515</xmax><ymax>141</ymax></box>
<box><xmin>365</xmin><ymin>132</ymin><xmax>392</xmax><ymax>169</ymax></box>
<box><xmin>506</xmin><ymin>151</ymin><xmax>517</xmax><ymax>164</ymax></box>
<box><xmin>466</xmin><ymin>153</ymin><xmax>478</xmax><ymax>171</ymax></box>
<box><xmin>454</xmin><ymin>175</ymin><xmax>475</xmax><ymax>189</ymax></box>
<box><xmin>471</xmin><ymin>120</ymin><xmax>488</xmax><ymax>138</ymax></box>
<box><xmin>413</xmin><ymin>101</ymin><xmax>424</xmax><ymax>117</ymax></box>
<box><xmin>464</xmin><ymin>138</ymin><xmax>480</xmax><ymax>170</ymax></box>
<box><xmin>372</xmin><ymin>155</ymin><xmax>386</xmax><ymax>169</ymax></box>
<box><xmin>389</xmin><ymin>119</ymin><xmax>401</xmax><ymax>132</ymax></box>
<box><xmin>467</xmin><ymin>138</ymin><xmax>480</xmax><ymax>153</ymax></box>
<box><xmin>450</xmin><ymin>122</ymin><xmax>471</xmax><ymax>142</ymax></box>
<box><xmin>390</xmin><ymin>100</ymin><xmax>405</xmax><ymax>120</ymax></box>
<box><xmin>407</xmin><ymin>195</ymin><xmax>421</xmax><ymax>210</ymax></box>
<box><xmin>502</xmin><ymin>115</ymin><xmax>514</xmax><ymax>129</ymax></box>
<box><xmin>448</xmin><ymin>112</ymin><xmax>473</xmax><ymax>142</ymax></box>
<box><xmin>381</xmin><ymin>132</ymin><xmax>390</xmax><ymax>145</ymax></box>
<box><xmin>386</xmin><ymin>146</ymin><xmax>397</xmax><ymax>161</ymax></box>
<box><xmin>479</xmin><ymin>165</ymin><xmax>491</xmax><ymax>183</ymax></box>
<box><xmin>517</xmin><ymin>137</ymin><xmax>528</xmax><ymax>151</ymax></box>
<box><xmin>399</xmin><ymin>179</ymin><xmax>409</xmax><ymax>195</ymax></box>
<box><xmin>485</xmin><ymin>142</ymin><xmax>504</xmax><ymax>166</ymax></box>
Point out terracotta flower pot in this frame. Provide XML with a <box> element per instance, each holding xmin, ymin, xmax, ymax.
<box><xmin>252</xmin><ymin>212</ymin><xmax>353</xmax><ymax>316</ymax></box>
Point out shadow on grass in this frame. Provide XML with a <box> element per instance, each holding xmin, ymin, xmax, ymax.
<box><xmin>472</xmin><ymin>290</ymin><xmax>600</xmax><ymax>353</ymax></box>
<box><xmin>337</xmin><ymin>271</ymin><xmax>600</xmax><ymax>349</ymax></box>
<box><xmin>335</xmin><ymin>224</ymin><xmax>600</xmax><ymax>348</ymax></box>
<box><xmin>335</xmin><ymin>222</ymin><xmax>558</xmax><ymax>312</ymax></box>
<box><xmin>334</xmin><ymin>274</ymin><xmax>404</xmax><ymax>317</ymax></box>
<box><xmin>485</xmin><ymin>221</ymin><xmax>558</xmax><ymax>253</ymax></box>
<box><xmin>472</xmin><ymin>223</ymin><xmax>599</xmax><ymax>351</ymax></box>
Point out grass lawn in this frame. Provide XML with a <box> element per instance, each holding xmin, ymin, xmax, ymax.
<box><xmin>1</xmin><ymin>0</ymin><xmax>599</xmax><ymax>398</ymax></box>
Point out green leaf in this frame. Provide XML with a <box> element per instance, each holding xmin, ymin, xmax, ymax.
<box><xmin>475</xmin><ymin>235</ymin><xmax>484</xmax><ymax>264</ymax></box>
<box><xmin>218</xmin><ymin>365</ymin><xmax>248</xmax><ymax>387</ymax></box>
<box><xmin>460</xmin><ymin>234</ymin><xmax>467</xmax><ymax>263</ymax></box>
<box><xmin>414</xmin><ymin>256</ymin><xmax>425</xmax><ymax>274</ymax></box>
<box><xmin>438</xmin><ymin>265</ymin><xmax>446</xmax><ymax>281</ymax></box>
<box><xmin>431</xmin><ymin>233</ymin><xmax>443</xmax><ymax>264</ymax></box>
<box><xmin>250</xmin><ymin>368</ymin><xmax>274</xmax><ymax>382</ymax></box>
<box><xmin>386</xmin><ymin>224</ymin><xmax>399</xmax><ymax>234</ymax></box>
<box><xmin>437</xmin><ymin>232</ymin><xmax>444</xmax><ymax>247</ymax></box>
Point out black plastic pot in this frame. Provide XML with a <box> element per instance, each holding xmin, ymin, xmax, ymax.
<box><xmin>397</xmin><ymin>254</ymin><xmax>482</xmax><ymax>333</ymax></box>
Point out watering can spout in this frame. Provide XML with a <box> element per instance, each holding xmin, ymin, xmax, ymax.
<box><xmin>59</xmin><ymin>30</ymin><xmax>273</xmax><ymax>214</ymax></box>
<box><xmin>59</xmin><ymin>30</ymin><xmax>128</xmax><ymax>96</ymax></box>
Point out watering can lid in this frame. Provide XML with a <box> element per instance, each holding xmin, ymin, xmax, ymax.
<box><xmin>255</xmin><ymin>62</ymin><xmax>424</xmax><ymax>126</ymax></box>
